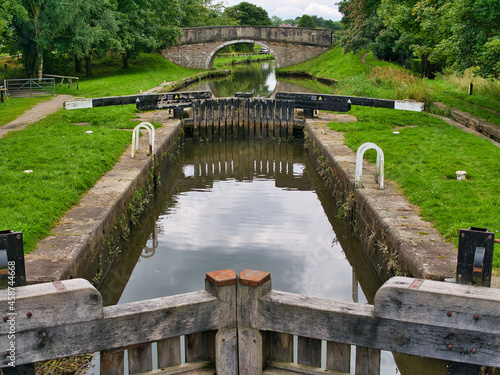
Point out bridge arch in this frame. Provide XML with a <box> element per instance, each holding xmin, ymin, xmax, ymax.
<box><xmin>207</xmin><ymin>40</ymin><xmax>277</xmax><ymax>69</ymax></box>
<box><xmin>161</xmin><ymin>26</ymin><xmax>332</xmax><ymax>70</ymax></box>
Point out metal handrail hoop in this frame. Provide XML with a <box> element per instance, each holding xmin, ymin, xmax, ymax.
<box><xmin>131</xmin><ymin>122</ymin><xmax>155</xmax><ymax>163</ymax></box>
<box><xmin>355</xmin><ymin>142</ymin><xmax>384</xmax><ymax>190</ymax></box>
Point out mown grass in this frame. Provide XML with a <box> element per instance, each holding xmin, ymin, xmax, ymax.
<box><xmin>0</xmin><ymin>110</ymin><xmax>132</xmax><ymax>252</ymax></box>
<box><xmin>0</xmin><ymin>53</ymin><xmax>198</xmax><ymax>253</ymax></box>
<box><xmin>213</xmin><ymin>54</ymin><xmax>274</xmax><ymax>69</ymax></box>
<box><xmin>329</xmin><ymin>107</ymin><xmax>500</xmax><ymax>269</ymax></box>
<box><xmin>56</xmin><ymin>53</ymin><xmax>202</xmax><ymax>98</ymax></box>
<box><xmin>0</xmin><ymin>96</ymin><xmax>51</xmax><ymax>127</ymax></box>
<box><xmin>283</xmin><ymin>46</ymin><xmax>500</xmax><ymax>122</ymax></box>
<box><xmin>293</xmin><ymin>47</ymin><xmax>500</xmax><ymax>270</ymax></box>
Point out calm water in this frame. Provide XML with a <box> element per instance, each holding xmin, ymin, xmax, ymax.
<box><xmin>181</xmin><ymin>60</ymin><xmax>319</xmax><ymax>98</ymax></box>
<box><xmin>95</xmin><ymin>141</ymin><xmax>406</xmax><ymax>374</ymax></box>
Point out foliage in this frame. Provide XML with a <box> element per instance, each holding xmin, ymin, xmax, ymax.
<box><xmin>337</xmin><ymin>0</ymin><xmax>500</xmax><ymax>77</ymax></box>
<box><xmin>114</xmin><ymin>0</ymin><xmax>181</xmax><ymax>69</ymax></box>
<box><xmin>55</xmin><ymin>52</ymin><xmax>202</xmax><ymax>97</ymax></box>
<box><xmin>224</xmin><ymin>2</ymin><xmax>272</xmax><ymax>26</ymax></box>
<box><xmin>298</xmin><ymin>15</ymin><xmax>316</xmax><ymax>28</ymax></box>
<box><xmin>179</xmin><ymin>0</ymin><xmax>234</xmax><ymax>27</ymax></box>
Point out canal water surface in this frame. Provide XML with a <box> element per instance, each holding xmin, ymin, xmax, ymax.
<box><xmin>96</xmin><ymin>141</ymin><xmax>403</xmax><ymax>374</ymax></box>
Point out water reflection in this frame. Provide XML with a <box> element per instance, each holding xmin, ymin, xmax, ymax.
<box><xmin>180</xmin><ymin>61</ymin><xmax>320</xmax><ymax>98</ymax></box>
<box><xmin>97</xmin><ymin>141</ymin><xmax>409</xmax><ymax>374</ymax></box>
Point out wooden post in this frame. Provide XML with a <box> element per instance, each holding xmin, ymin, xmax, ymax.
<box><xmin>205</xmin><ymin>269</ymin><xmax>238</xmax><ymax>375</ymax></box>
<box><xmin>238</xmin><ymin>269</ymin><xmax>272</xmax><ymax>375</ymax></box>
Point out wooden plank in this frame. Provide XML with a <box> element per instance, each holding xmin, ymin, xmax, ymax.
<box><xmin>266</xmin><ymin>332</ymin><xmax>293</xmax><ymax>362</ymax></box>
<box><xmin>158</xmin><ymin>337</ymin><xmax>181</xmax><ymax>368</ymax></box>
<box><xmin>220</xmin><ymin>99</ymin><xmax>226</xmax><ymax>141</ymax></box>
<box><xmin>239</xmin><ymin>98</ymin><xmax>246</xmax><ymax>139</ymax></box>
<box><xmin>258</xmin><ymin>290</ymin><xmax>500</xmax><ymax>367</ymax></box>
<box><xmin>264</xmin><ymin>361</ymin><xmax>348</xmax><ymax>375</ymax></box>
<box><xmin>100</xmin><ymin>349</ymin><xmax>124</xmax><ymax>375</ymax></box>
<box><xmin>298</xmin><ymin>336</ymin><xmax>321</xmax><ymax>368</ymax></box>
<box><xmin>248</xmin><ymin>99</ymin><xmax>255</xmax><ymax>140</ymax></box>
<box><xmin>255</xmin><ymin>99</ymin><xmax>262</xmax><ymax>140</ymax></box>
<box><xmin>374</xmin><ymin>277</ymin><xmax>500</xmax><ymax>334</ymax></box>
<box><xmin>326</xmin><ymin>342</ymin><xmax>350</xmax><ymax>372</ymax></box>
<box><xmin>133</xmin><ymin>360</ymin><xmax>214</xmax><ymax>374</ymax></box>
<box><xmin>185</xmin><ymin>331</ymin><xmax>216</xmax><ymax>363</ymax></box>
<box><xmin>280</xmin><ymin>101</ymin><xmax>288</xmax><ymax>140</ymax></box>
<box><xmin>262</xmin><ymin>99</ymin><xmax>269</xmax><ymax>139</ymax></box>
<box><xmin>232</xmin><ymin>98</ymin><xmax>239</xmax><ymax>140</ymax></box>
<box><xmin>274</xmin><ymin>100</ymin><xmax>282</xmax><ymax>140</ymax></box>
<box><xmin>238</xmin><ymin>328</ymin><xmax>263</xmax><ymax>375</ymax></box>
<box><xmin>129</xmin><ymin>343</ymin><xmax>153</xmax><ymax>374</ymax></box>
<box><xmin>206</xmin><ymin>99</ymin><xmax>213</xmax><ymax>141</ymax></box>
<box><xmin>355</xmin><ymin>346</ymin><xmax>380</xmax><ymax>375</ymax></box>
<box><xmin>268</xmin><ymin>100</ymin><xmax>274</xmax><ymax>139</ymax></box>
<box><xmin>287</xmin><ymin>101</ymin><xmax>294</xmax><ymax>139</ymax></box>
<box><xmin>199</xmin><ymin>99</ymin><xmax>207</xmax><ymax>141</ymax></box>
<box><xmin>0</xmin><ymin>291</ymin><xmax>218</xmax><ymax>367</ymax></box>
<box><xmin>216</xmin><ymin>328</ymin><xmax>238</xmax><ymax>375</ymax></box>
<box><xmin>213</xmin><ymin>100</ymin><xmax>220</xmax><ymax>141</ymax></box>
<box><xmin>0</xmin><ymin>279</ymin><xmax>102</xmax><ymax>332</ymax></box>
<box><xmin>193</xmin><ymin>100</ymin><xmax>200</xmax><ymax>140</ymax></box>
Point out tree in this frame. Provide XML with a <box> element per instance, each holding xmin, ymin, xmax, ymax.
<box><xmin>9</xmin><ymin>0</ymin><xmax>87</xmax><ymax>78</ymax></box>
<box><xmin>179</xmin><ymin>0</ymin><xmax>234</xmax><ymax>27</ymax></box>
<box><xmin>437</xmin><ymin>0</ymin><xmax>500</xmax><ymax>77</ymax></box>
<box><xmin>337</xmin><ymin>0</ymin><xmax>384</xmax><ymax>54</ymax></box>
<box><xmin>298</xmin><ymin>15</ymin><xmax>317</xmax><ymax>28</ymax></box>
<box><xmin>115</xmin><ymin>0</ymin><xmax>181</xmax><ymax>68</ymax></box>
<box><xmin>224</xmin><ymin>2</ymin><xmax>272</xmax><ymax>26</ymax></box>
<box><xmin>271</xmin><ymin>16</ymin><xmax>283</xmax><ymax>27</ymax></box>
<box><xmin>56</xmin><ymin>0</ymin><xmax>118</xmax><ymax>76</ymax></box>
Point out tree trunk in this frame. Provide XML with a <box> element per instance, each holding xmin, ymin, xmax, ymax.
<box><xmin>36</xmin><ymin>47</ymin><xmax>43</xmax><ymax>80</ymax></box>
<box><xmin>421</xmin><ymin>54</ymin><xmax>431</xmax><ymax>78</ymax></box>
<box><xmin>75</xmin><ymin>55</ymin><xmax>82</xmax><ymax>73</ymax></box>
<box><xmin>85</xmin><ymin>55</ymin><xmax>92</xmax><ymax>77</ymax></box>
<box><xmin>122</xmin><ymin>52</ymin><xmax>130</xmax><ymax>69</ymax></box>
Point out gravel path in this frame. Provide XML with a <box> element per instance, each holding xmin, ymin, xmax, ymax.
<box><xmin>0</xmin><ymin>94</ymin><xmax>73</xmax><ymax>138</ymax></box>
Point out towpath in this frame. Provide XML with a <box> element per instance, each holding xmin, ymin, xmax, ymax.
<box><xmin>0</xmin><ymin>94</ymin><xmax>73</xmax><ymax>138</ymax></box>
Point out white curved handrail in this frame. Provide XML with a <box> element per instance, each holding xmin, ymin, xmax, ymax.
<box><xmin>355</xmin><ymin>142</ymin><xmax>384</xmax><ymax>190</ymax></box>
<box><xmin>131</xmin><ymin>122</ymin><xmax>155</xmax><ymax>162</ymax></box>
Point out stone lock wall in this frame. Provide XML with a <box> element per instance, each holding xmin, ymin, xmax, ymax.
<box><xmin>160</xmin><ymin>26</ymin><xmax>332</xmax><ymax>69</ymax></box>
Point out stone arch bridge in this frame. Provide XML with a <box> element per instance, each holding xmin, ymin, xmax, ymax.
<box><xmin>160</xmin><ymin>26</ymin><xmax>332</xmax><ymax>69</ymax></box>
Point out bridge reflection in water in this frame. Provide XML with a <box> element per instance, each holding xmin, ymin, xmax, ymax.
<box><xmin>179</xmin><ymin>141</ymin><xmax>312</xmax><ymax>192</ymax></box>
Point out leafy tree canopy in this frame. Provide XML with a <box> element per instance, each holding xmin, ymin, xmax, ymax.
<box><xmin>298</xmin><ymin>14</ymin><xmax>317</xmax><ymax>28</ymax></box>
<box><xmin>224</xmin><ymin>2</ymin><xmax>272</xmax><ymax>26</ymax></box>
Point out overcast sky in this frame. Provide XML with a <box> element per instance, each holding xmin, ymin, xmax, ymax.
<box><xmin>221</xmin><ymin>0</ymin><xmax>344</xmax><ymax>22</ymax></box>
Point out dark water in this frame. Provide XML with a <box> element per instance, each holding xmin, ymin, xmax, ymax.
<box><xmin>180</xmin><ymin>60</ymin><xmax>321</xmax><ymax>98</ymax></box>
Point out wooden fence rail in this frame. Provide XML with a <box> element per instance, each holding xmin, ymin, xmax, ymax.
<box><xmin>1</xmin><ymin>270</ymin><xmax>499</xmax><ymax>374</ymax></box>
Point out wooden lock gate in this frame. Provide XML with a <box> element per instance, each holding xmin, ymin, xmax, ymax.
<box><xmin>1</xmin><ymin>270</ymin><xmax>500</xmax><ymax>375</ymax></box>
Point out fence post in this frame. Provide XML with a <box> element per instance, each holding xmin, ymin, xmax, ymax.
<box><xmin>205</xmin><ymin>269</ymin><xmax>238</xmax><ymax>375</ymax></box>
<box><xmin>238</xmin><ymin>269</ymin><xmax>272</xmax><ymax>375</ymax></box>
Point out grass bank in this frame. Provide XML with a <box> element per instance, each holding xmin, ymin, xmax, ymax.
<box><xmin>213</xmin><ymin>54</ymin><xmax>274</xmax><ymax>69</ymax></box>
<box><xmin>0</xmin><ymin>96</ymin><xmax>51</xmax><ymax>127</ymax></box>
<box><xmin>284</xmin><ymin>47</ymin><xmax>500</xmax><ymax>270</ymax></box>
<box><xmin>0</xmin><ymin>53</ymin><xmax>200</xmax><ymax>253</ymax></box>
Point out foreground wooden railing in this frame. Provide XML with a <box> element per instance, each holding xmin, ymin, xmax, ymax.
<box><xmin>1</xmin><ymin>270</ymin><xmax>500</xmax><ymax>374</ymax></box>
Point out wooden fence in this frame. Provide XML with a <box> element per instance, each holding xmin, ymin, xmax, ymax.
<box><xmin>1</xmin><ymin>270</ymin><xmax>499</xmax><ymax>374</ymax></box>
<box><xmin>189</xmin><ymin>98</ymin><xmax>300</xmax><ymax>141</ymax></box>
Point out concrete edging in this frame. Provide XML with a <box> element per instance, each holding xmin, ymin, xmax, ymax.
<box><xmin>305</xmin><ymin>118</ymin><xmax>457</xmax><ymax>281</ymax></box>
